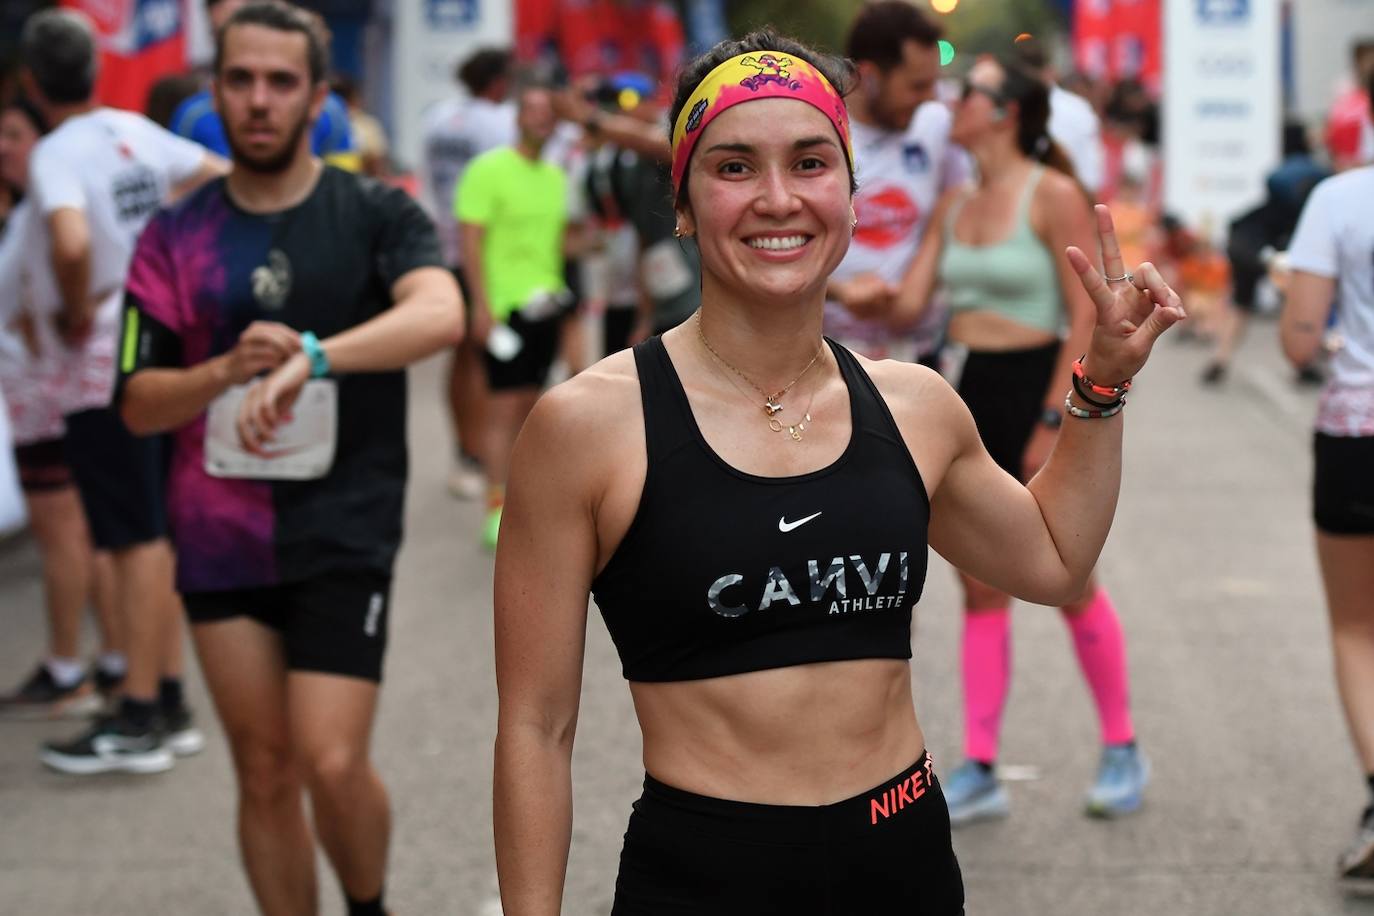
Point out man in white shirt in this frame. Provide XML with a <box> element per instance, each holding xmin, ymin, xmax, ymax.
<box><xmin>825</xmin><ymin>1</ymin><xmax>967</xmax><ymax>367</ymax></box>
<box><xmin>18</xmin><ymin>9</ymin><xmax>225</xmax><ymax>775</ymax></box>
<box><xmin>1015</xmin><ymin>36</ymin><xmax>1104</xmax><ymax>197</ymax></box>
<box><xmin>420</xmin><ymin>48</ymin><xmax>518</xmax><ymax>500</ymax></box>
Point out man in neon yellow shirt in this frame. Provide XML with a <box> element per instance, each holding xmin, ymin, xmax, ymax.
<box><xmin>457</xmin><ymin>85</ymin><xmax>569</xmax><ymax>548</ymax></box>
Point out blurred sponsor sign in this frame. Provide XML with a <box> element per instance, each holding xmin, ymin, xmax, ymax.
<box><xmin>1163</xmin><ymin>0</ymin><xmax>1280</xmax><ymax>237</ymax></box>
<box><xmin>426</xmin><ymin>0</ymin><xmax>479</xmax><ymax>29</ymax></box>
<box><xmin>392</xmin><ymin>0</ymin><xmax>512</xmax><ymax>167</ymax></box>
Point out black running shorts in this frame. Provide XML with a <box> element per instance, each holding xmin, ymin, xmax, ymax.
<box><xmin>182</xmin><ymin>571</ymin><xmax>393</xmax><ymax>682</ymax></box>
<box><xmin>956</xmin><ymin>342</ymin><xmax>1060</xmax><ymax>481</ymax></box>
<box><xmin>483</xmin><ymin>310</ymin><xmax>562</xmax><ymax>392</ymax></box>
<box><xmin>63</xmin><ymin>407</ymin><xmax>167</xmax><ymax>550</ymax></box>
<box><xmin>14</xmin><ymin>437</ymin><xmax>74</xmax><ymax>493</ymax></box>
<box><xmin>1314</xmin><ymin>433</ymin><xmax>1374</xmax><ymax>535</ymax></box>
<box><xmin>611</xmin><ymin>752</ymin><xmax>965</xmax><ymax>915</ymax></box>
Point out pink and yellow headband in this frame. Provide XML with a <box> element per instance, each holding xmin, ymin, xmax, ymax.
<box><xmin>670</xmin><ymin>51</ymin><xmax>854</xmax><ymax>195</ymax></box>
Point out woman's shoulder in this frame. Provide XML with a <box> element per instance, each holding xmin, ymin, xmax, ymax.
<box><xmin>1033</xmin><ymin>166</ymin><xmax>1087</xmax><ymax>205</ymax></box>
<box><xmin>525</xmin><ymin>348</ymin><xmax>644</xmax><ymax>449</ymax></box>
<box><xmin>851</xmin><ymin>350</ymin><xmax>959</xmax><ymax>420</ymax></box>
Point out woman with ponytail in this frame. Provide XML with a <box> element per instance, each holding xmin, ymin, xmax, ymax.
<box><xmin>893</xmin><ymin>54</ymin><xmax>1151</xmax><ymax>825</ymax></box>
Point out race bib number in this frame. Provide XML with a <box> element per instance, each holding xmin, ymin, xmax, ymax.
<box><xmin>204</xmin><ymin>380</ymin><xmax>338</xmax><ymax>481</ymax></box>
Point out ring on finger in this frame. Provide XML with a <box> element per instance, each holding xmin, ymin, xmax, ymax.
<box><xmin>1104</xmin><ymin>272</ymin><xmax>1133</xmax><ymax>284</ymax></box>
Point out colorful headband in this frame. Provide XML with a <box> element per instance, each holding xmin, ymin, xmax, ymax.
<box><xmin>670</xmin><ymin>51</ymin><xmax>854</xmax><ymax>195</ymax></box>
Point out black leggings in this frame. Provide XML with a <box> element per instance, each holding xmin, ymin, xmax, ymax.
<box><xmin>611</xmin><ymin>752</ymin><xmax>965</xmax><ymax>915</ymax></box>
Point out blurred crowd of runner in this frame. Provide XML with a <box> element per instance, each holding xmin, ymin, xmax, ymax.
<box><xmin>0</xmin><ymin>1</ymin><xmax>1371</xmax><ymax>913</ymax></box>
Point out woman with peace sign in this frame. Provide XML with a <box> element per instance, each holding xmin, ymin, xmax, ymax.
<box><xmin>493</xmin><ymin>33</ymin><xmax>1183</xmax><ymax>914</ymax></box>
<box><xmin>893</xmin><ymin>53</ymin><xmax>1172</xmax><ymax>827</ymax></box>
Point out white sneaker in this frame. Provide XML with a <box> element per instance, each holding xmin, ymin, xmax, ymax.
<box><xmin>447</xmin><ymin>457</ymin><xmax>485</xmax><ymax>500</ymax></box>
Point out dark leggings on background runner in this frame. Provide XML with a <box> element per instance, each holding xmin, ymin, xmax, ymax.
<box><xmin>611</xmin><ymin>751</ymin><xmax>965</xmax><ymax>915</ymax></box>
<box><xmin>956</xmin><ymin>341</ymin><xmax>1060</xmax><ymax>480</ymax></box>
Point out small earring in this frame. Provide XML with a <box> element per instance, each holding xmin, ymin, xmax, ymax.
<box><xmin>850</xmin><ymin>214</ymin><xmax>859</xmax><ymax>232</ymax></box>
<box><xmin>673</xmin><ymin>225</ymin><xmax>684</xmax><ymax>239</ymax></box>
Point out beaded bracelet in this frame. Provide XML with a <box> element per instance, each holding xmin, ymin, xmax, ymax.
<box><xmin>1072</xmin><ymin>355</ymin><xmax>1132</xmax><ymax>399</ymax></box>
<box><xmin>1064</xmin><ymin>392</ymin><xmax>1126</xmax><ymax>419</ymax></box>
<box><xmin>1071</xmin><ymin>371</ymin><xmax>1124</xmax><ymax>409</ymax></box>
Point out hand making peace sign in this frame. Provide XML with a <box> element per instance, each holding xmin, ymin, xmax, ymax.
<box><xmin>1065</xmin><ymin>204</ymin><xmax>1188</xmax><ymax>386</ymax></box>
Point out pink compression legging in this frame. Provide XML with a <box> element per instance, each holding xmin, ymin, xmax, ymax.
<box><xmin>961</xmin><ymin>588</ymin><xmax>1135</xmax><ymax>763</ymax></box>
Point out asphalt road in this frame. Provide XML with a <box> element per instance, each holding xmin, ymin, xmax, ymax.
<box><xmin>1</xmin><ymin>317</ymin><xmax>1370</xmax><ymax>915</ymax></box>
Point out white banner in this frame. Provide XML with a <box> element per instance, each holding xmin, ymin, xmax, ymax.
<box><xmin>1163</xmin><ymin>0</ymin><xmax>1282</xmax><ymax>237</ymax></box>
<box><xmin>391</xmin><ymin>0</ymin><xmax>514</xmax><ymax>169</ymax></box>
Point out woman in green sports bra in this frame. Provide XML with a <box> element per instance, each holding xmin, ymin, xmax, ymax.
<box><xmin>891</xmin><ymin>55</ymin><xmax>1152</xmax><ymax>827</ymax></box>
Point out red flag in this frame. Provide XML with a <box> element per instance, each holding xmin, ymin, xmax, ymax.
<box><xmin>62</xmin><ymin>0</ymin><xmax>188</xmax><ymax>113</ymax></box>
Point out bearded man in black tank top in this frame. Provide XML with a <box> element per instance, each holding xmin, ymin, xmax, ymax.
<box><xmin>493</xmin><ymin>29</ymin><xmax>1185</xmax><ymax>916</ymax></box>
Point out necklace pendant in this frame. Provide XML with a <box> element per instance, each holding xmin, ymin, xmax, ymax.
<box><xmin>768</xmin><ymin>418</ymin><xmax>784</xmax><ymax>433</ymax></box>
<box><xmin>788</xmin><ymin>426</ymin><xmax>803</xmax><ymax>441</ymax></box>
<box><xmin>764</xmin><ymin>399</ymin><xmax>783</xmax><ymax>416</ymax></box>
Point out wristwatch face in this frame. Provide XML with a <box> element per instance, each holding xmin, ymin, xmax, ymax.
<box><xmin>1040</xmin><ymin>407</ymin><xmax>1063</xmax><ymax>430</ymax></box>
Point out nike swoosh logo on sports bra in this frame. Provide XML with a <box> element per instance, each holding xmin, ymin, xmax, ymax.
<box><xmin>778</xmin><ymin>511</ymin><xmax>823</xmax><ymax>533</ymax></box>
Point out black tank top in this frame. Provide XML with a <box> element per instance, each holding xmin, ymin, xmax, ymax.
<box><xmin>591</xmin><ymin>336</ymin><xmax>930</xmax><ymax>682</ymax></box>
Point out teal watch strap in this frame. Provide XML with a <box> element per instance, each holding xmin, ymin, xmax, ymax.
<box><xmin>301</xmin><ymin>331</ymin><xmax>330</xmax><ymax>378</ymax></box>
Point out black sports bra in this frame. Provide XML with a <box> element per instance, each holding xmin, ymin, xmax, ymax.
<box><xmin>590</xmin><ymin>336</ymin><xmax>930</xmax><ymax>682</ymax></box>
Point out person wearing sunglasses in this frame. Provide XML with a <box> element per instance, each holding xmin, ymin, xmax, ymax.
<box><xmin>891</xmin><ymin>54</ymin><xmax>1152</xmax><ymax>826</ymax></box>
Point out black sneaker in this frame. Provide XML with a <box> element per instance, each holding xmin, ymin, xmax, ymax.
<box><xmin>0</xmin><ymin>664</ymin><xmax>103</xmax><ymax>721</ymax></box>
<box><xmin>40</xmin><ymin>713</ymin><xmax>174</xmax><ymax>775</ymax></box>
<box><xmin>161</xmin><ymin>704</ymin><xmax>206</xmax><ymax>758</ymax></box>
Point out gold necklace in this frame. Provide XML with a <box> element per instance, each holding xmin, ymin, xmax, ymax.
<box><xmin>695</xmin><ymin>311</ymin><xmax>824</xmax><ymax>419</ymax></box>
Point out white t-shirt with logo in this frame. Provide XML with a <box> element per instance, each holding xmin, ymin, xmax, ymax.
<box><xmin>27</xmin><ymin>107</ymin><xmax>205</xmax><ymax>413</ymax></box>
<box><xmin>1287</xmin><ymin>165</ymin><xmax>1374</xmax><ymax>435</ymax></box>
<box><xmin>825</xmin><ymin>102</ymin><xmax>965</xmax><ymax>358</ymax></box>
<box><xmin>419</xmin><ymin>96</ymin><xmax>518</xmax><ymax>266</ymax></box>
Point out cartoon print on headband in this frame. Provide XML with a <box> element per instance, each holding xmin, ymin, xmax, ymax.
<box><xmin>739</xmin><ymin>55</ymin><xmax>804</xmax><ymax>92</ymax></box>
<box><xmin>685</xmin><ymin>98</ymin><xmax>709</xmax><ymax>134</ymax></box>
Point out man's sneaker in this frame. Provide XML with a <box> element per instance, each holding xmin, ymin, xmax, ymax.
<box><xmin>482</xmin><ymin>506</ymin><xmax>502</xmax><ymax>551</ymax></box>
<box><xmin>1085</xmin><ymin>743</ymin><xmax>1150</xmax><ymax>818</ymax></box>
<box><xmin>0</xmin><ymin>664</ymin><xmax>103</xmax><ymax>720</ymax></box>
<box><xmin>447</xmin><ymin>454</ymin><xmax>485</xmax><ymax>500</ymax></box>
<box><xmin>1339</xmin><ymin>809</ymin><xmax>1374</xmax><ymax>892</ymax></box>
<box><xmin>943</xmin><ymin>760</ymin><xmax>1010</xmax><ymax>826</ymax></box>
<box><xmin>40</xmin><ymin>714</ymin><xmax>173</xmax><ymax>775</ymax></box>
<box><xmin>162</xmin><ymin>704</ymin><xmax>206</xmax><ymax>757</ymax></box>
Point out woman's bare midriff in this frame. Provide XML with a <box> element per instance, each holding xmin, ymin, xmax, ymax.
<box><xmin>948</xmin><ymin>310</ymin><xmax>1059</xmax><ymax>352</ymax></box>
<box><xmin>629</xmin><ymin>658</ymin><xmax>925</xmax><ymax>806</ymax></box>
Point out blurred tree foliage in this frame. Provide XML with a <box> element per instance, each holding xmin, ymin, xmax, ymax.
<box><xmin>727</xmin><ymin>0</ymin><xmax>1068</xmax><ymax>66</ymax></box>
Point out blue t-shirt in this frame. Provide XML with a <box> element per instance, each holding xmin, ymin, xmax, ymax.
<box><xmin>169</xmin><ymin>90</ymin><xmax>355</xmax><ymax>160</ymax></box>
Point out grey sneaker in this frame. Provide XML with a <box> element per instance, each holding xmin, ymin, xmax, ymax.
<box><xmin>1339</xmin><ymin>810</ymin><xmax>1374</xmax><ymax>893</ymax></box>
<box><xmin>943</xmin><ymin>760</ymin><xmax>1009</xmax><ymax>827</ymax></box>
<box><xmin>1085</xmin><ymin>744</ymin><xmax>1150</xmax><ymax>818</ymax></box>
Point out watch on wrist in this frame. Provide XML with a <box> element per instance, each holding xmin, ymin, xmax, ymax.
<box><xmin>1039</xmin><ymin>406</ymin><xmax>1064</xmax><ymax>430</ymax></box>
